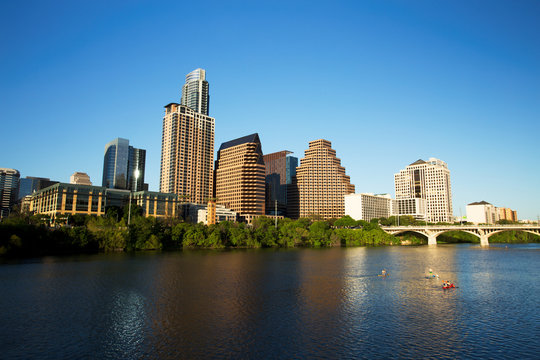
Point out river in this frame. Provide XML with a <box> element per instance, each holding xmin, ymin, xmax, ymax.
<box><xmin>1</xmin><ymin>244</ymin><xmax>539</xmax><ymax>359</ymax></box>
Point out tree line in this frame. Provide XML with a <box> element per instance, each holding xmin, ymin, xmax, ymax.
<box><xmin>0</xmin><ymin>211</ymin><xmax>538</xmax><ymax>258</ymax></box>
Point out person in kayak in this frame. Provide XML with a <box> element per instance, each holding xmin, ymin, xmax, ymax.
<box><xmin>381</xmin><ymin>269</ymin><xmax>387</xmax><ymax>277</ymax></box>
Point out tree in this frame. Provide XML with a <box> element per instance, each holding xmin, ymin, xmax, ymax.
<box><xmin>334</xmin><ymin>216</ymin><xmax>357</xmax><ymax>228</ymax></box>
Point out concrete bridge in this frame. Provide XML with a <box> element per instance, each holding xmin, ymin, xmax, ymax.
<box><xmin>380</xmin><ymin>225</ymin><xmax>540</xmax><ymax>246</ymax></box>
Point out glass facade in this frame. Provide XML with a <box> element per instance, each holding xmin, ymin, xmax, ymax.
<box><xmin>180</xmin><ymin>68</ymin><xmax>209</xmax><ymax>115</ymax></box>
<box><xmin>102</xmin><ymin>138</ymin><xmax>146</xmax><ymax>191</ymax></box>
<box><xmin>18</xmin><ymin>177</ymin><xmax>58</xmax><ymax>200</ymax></box>
<box><xmin>0</xmin><ymin>168</ymin><xmax>20</xmax><ymax>218</ymax></box>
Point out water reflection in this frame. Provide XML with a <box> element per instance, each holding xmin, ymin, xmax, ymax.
<box><xmin>1</xmin><ymin>245</ymin><xmax>539</xmax><ymax>359</ymax></box>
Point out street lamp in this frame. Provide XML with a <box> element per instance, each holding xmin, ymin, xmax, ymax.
<box><xmin>128</xmin><ymin>169</ymin><xmax>140</xmax><ymax>226</ymax></box>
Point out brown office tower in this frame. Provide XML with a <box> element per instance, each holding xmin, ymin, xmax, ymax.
<box><xmin>160</xmin><ymin>103</ymin><xmax>215</xmax><ymax>204</ymax></box>
<box><xmin>215</xmin><ymin>133</ymin><xmax>265</xmax><ymax>217</ymax></box>
<box><xmin>263</xmin><ymin>150</ymin><xmax>298</xmax><ymax>217</ymax></box>
<box><xmin>296</xmin><ymin>139</ymin><xmax>355</xmax><ymax>219</ymax></box>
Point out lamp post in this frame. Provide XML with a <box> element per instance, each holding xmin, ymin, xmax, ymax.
<box><xmin>128</xmin><ymin>169</ymin><xmax>140</xmax><ymax>226</ymax></box>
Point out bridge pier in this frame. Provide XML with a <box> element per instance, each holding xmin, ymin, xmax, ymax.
<box><xmin>427</xmin><ymin>234</ymin><xmax>437</xmax><ymax>245</ymax></box>
<box><xmin>480</xmin><ymin>234</ymin><xmax>489</xmax><ymax>246</ymax></box>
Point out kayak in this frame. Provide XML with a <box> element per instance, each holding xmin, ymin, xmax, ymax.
<box><xmin>442</xmin><ymin>284</ymin><xmax>455</xmax><ymax>289</ymax></box>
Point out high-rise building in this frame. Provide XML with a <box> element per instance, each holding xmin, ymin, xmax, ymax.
<box><xmin>497</xmin><ymin>207</ymin><xmax>518</xmax><ymax>222</ymax></box>
<box><xmin>345</xmin><ymin>193</ymin><xmax>392</xmax><ymax>222</ymax></box>
<box><xmin>18</xmin><ymin>176</ymin><xmax>58</xmax><ymax>200</ymax></box>
<box><xmin>466</xmin><ymin>201</ymin><xmax>498</xmax><ymax>224</ymax></box>
<box><xmin>214</xmin><ymin>133</ymin><xmax>266</xmax><ymax>217</ymax></box>
<box><xmin>70</xmin><ymin>172</ymin><xmax>92</xmax><ymax>185</ymax></box>
<box><xmin>0</xmin><ymin>168</ymin><xmax>20</xmax><ymax>218</ymax></box>
<box><xmin>102</xmin><ymin>138</ymin><xmax>146</xmax><ymax>191</ymax></box>
<box><xmin>394</xmin><ymin>158</ymin><xmax>453</xmax><ymax>223</ymax></box>
<box><xmin>296</xmin><ymin>139</ymin><xmax>355</xmax><ymax>219</ymax></box>
<box><xmin>181</xmin><ymin>68</ymin><xmax>209</xmax><ymax>115</ymax></box>
<box><xmin>263</xmin><ymin>150</ymin><xmax>298</xmax><ymax>217</ymax></box>
<box><xmin>160</xmin><ymin>103</ymin><xmax>215</xmax><ymax>204</ymax></box>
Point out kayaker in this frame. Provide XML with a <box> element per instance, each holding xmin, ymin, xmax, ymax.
<box><xmin>381</xmin><ymin>269</ymin><xmax>387</xmax><ymax>276</ymax></box>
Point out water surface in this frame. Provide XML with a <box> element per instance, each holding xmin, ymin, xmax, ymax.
<box><xmin>1</xmin><ymin>244</ymin><xmax>539</xmax><ymax>359</ymax></box>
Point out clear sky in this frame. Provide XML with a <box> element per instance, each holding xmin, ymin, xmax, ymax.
<box><xmin>1</xmin><ymin>0</ymin><xmax>539</xmax><ymax>219</ymax></box>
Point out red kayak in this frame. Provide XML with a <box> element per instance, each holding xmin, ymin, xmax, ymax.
<box><xmin>442</xmin><ymin>284</ymin><xmax>455</xmax><ymax>289</ymax></box>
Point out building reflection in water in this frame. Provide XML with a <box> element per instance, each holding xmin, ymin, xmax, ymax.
<box><xmin>146</xmin><ymin>249</ymin><xmax>308</xmax><ymax>358</ymax></box>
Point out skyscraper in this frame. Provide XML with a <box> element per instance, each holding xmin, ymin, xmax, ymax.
<box><xmin>181</xmin><ymin>68</ymin><xmax>209</xmax><ymax>115</ymax></box>
<box><xmin>296</xmin><ymin>139</ymin><xmax>355</xmax><ymax>219</ymax></box>
<box><xmin>263</xmin><ymin>150</ymin><xmax>298</xmax><ymax>217</ymax></box>
<box><xmin>394</xmin><ymin>158</ymin><xmax>453</xmax><ymax>223</ymax></box>
<box><xmin>18</xmin><ymin>176</ymin><xmax>58</xmax><ymax>200</ymax></box>
<box><xmin>0</xmin><ymin>168</ymin><xmax>20</xmax><ymax>218</ymax></box>
<box><xmin>102</xmin><ymin>138</ymin><xmax>146</xmax><ymax>191</ymax></box>
<box><xmin>214</xmin><ymin>133</ymin><xmax>266</xmax><ymax>217</ymax></box>
<box><xmin>70</xmin><ymin>172</ymin><xmax>92</xmax><ymax>185</ymax></box>
<box><xmin>160</xmin><ymin>103</ymin><xmax>214</xmax><ymax>204</ymax></box>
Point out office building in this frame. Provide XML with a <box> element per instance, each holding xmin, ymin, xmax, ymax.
<box><xmin>392</xmin><ymin>198</ymin><xmax>427</xmax><ymax>221</ymax></box>
<box><xmin>264</xmin><ymin>150</ymin><xmax>298</xmax><ymax>217</ymax></box>
<box><xmin>181</xmin><ymin>68</ymin><xmax>209</xmax><ymax>115</ymax></box>
<box><xmin>18</xmin><ymin>176</ymin><xmax>58</xmax><ymax>200</ymax></box>
<box><xmin>296</xmin><ymin>139</ymin><xmax>355</xmax><ymax>219</ymax></box>
<box><xmin>70</xmin><ymin>172</ymin><xmax>92</xmax><ymax>185</ymax></box>
<box><xmin>30</xmin><ymin>183</ymin><xmax>180</xmax><ymax>219</ymax></box>
<box><xmin>394</xmin><ymin>158</ymin><xmax>453</xmax><ymax>223</ymax></box>
<box><xmin>0</xmin><ymin>168</ymin><xmax>20</xmax><ymax>219</ymax></box>
<box><xmin>466</xmin><ymin>201</ymin><xmax>498</xmax><ymax>224</ymax></box>
<box><xmin>345</xmin><ymin>193</ymin><xmax>392</xmax><ymax>222</ymax></box>
<box><xmin>160</xmin><ymin>103</ymin><xmax>214</xmax><ymax>204</ymax></box>
<box><xmin>184</xmin><ymin>202</ymin><xmax>237</xmax><ymax>225</ymax></box>
<box><xmin>215</xmin><ymin>133</ymin><xmax>266</xmax><ymax>216</ymax></box>
<box><xmin>102</xmin><ymin>138</ymin><xmax>146</xmax><ymax>191</ymax></box>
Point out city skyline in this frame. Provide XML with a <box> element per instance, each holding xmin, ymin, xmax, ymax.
<box><xmin>1</xmin><ymin>1</ymin><xmax>539</xmax><ymax>219</ymax></box>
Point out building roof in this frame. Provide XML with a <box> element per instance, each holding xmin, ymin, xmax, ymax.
<box><xmin>468</xmin><ymin>201</ymin><xmax>492</xmax><ymax>206</ymax></box>
<box><xmin>409</xmin><ymin>159</ymin><xmax>426</xmax><ymax>166</ymax></box>
<box><xmin>219</xmin><ymin>133</ymin><xmax>261</xmax><ymax>151</ymax></box>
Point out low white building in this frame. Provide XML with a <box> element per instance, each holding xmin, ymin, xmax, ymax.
<box><xmin>466</xmin><ymin>201</ymin><xmax>498</xmax><ymax>224</ymax></box>
<box><xmin>187</xmin><ymin>203</ymin><xmax>237</xmax><ymax>224</ymax></box>
<box><xmin>345</xmin><ymin>193</ymin><xmax>392</xmax><ymax>221</ymax></box>
<box><xmin>392</xmin><ymin>198</ymin><xmax>427</xmax><ymax>221</ymax></box>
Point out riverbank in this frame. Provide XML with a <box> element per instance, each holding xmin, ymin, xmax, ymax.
<box><xmin>1</xmin><ymin>215</ymin><xmax>538</xmax><ymax>258</ymax></box>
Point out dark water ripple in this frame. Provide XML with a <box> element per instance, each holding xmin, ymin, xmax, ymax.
<box><xmin>1</xmin><ymin>244</ymin><xmax>539</xmax><ymax>359</ymax></box>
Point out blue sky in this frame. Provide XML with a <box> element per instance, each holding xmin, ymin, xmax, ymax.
<box><xmin>1</xmin><ymin>0</ymin><xmax>539</xmax><ymax>219</ymax></box>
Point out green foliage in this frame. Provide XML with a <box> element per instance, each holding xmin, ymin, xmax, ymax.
<box><xmin>334</xmin><ymin>228</ymin><xmax>400</xmax><ymax>246</ymax></box>
<box><xmin>334</xmin><ymin>215</ymin><xmax>357</xmax><ymax>228</ymax></box>
<box><xmin>3</xmin><ymin>213</ymin><xmax>538</xmax><ymax>258</ymax></box>
<box><xmin>490</xmin><ymin>230</ymin><xmax>540</xmax><ymax>243</ymax></box>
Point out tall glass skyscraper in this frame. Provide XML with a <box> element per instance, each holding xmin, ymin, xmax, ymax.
<box><xmin>102</xmin><ymin>138</ymin><xmax>146</xmax><ymax>191</ymax></box>
<box><xmin>263</xmin><ymin>151</ymin><xmax>298</xmax><ymax>217</ymax></box>
<box><xmin>180</xmin><ymin>68</ymin><xmax>209</xmax><ymax>115</ymax></box>
<box><xmin>0</xmin><ymin>168</ymin><xmax>20</xmax><ymax>219</ymax></box>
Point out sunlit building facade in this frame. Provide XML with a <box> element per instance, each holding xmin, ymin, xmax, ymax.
<box><xmin>70</xmin><ymin>172</ymin><xmax>92</xmax><ymax>186</ymax></box>
<box><xmin>160</xmin><ymin>103</ymin><xmax>214</xmax><ymax>204</ymax></box>
<box><xmin>394</xmin><ymin>158</ymin><xmax>452</xmax><ymax>223</ymax></box>
<box><xmin>214</xmin><ymin>133</ymin><xmax>265</xmax><ymax>216</ymax></box>
<box><xmin>296</xmin><ymin>139</ymin><xmax>355</xmax><ymax>219</ymax></box>
<box><xmin>345</xmin><ymin>193</ymin><xmax>392</xmax><ymax>222</ymax></box>
<box><xmin>102</xmin><ymin>138</ymin><xmax>146</xmax><ymax>191</ymax></box>
<box><xmin>181</xmin><ymin>68</ymin><xmax>209</xmax><ymax>116</ymax></box>
<box><xmin>466</xmin><ymin>201</ymin><xmax>498</xmax><ymax>224</ymax></box>
<box><xmin>30</xmin><ymin>183</ymin><xmax>180</xmax><ymax>219</ymax></box>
